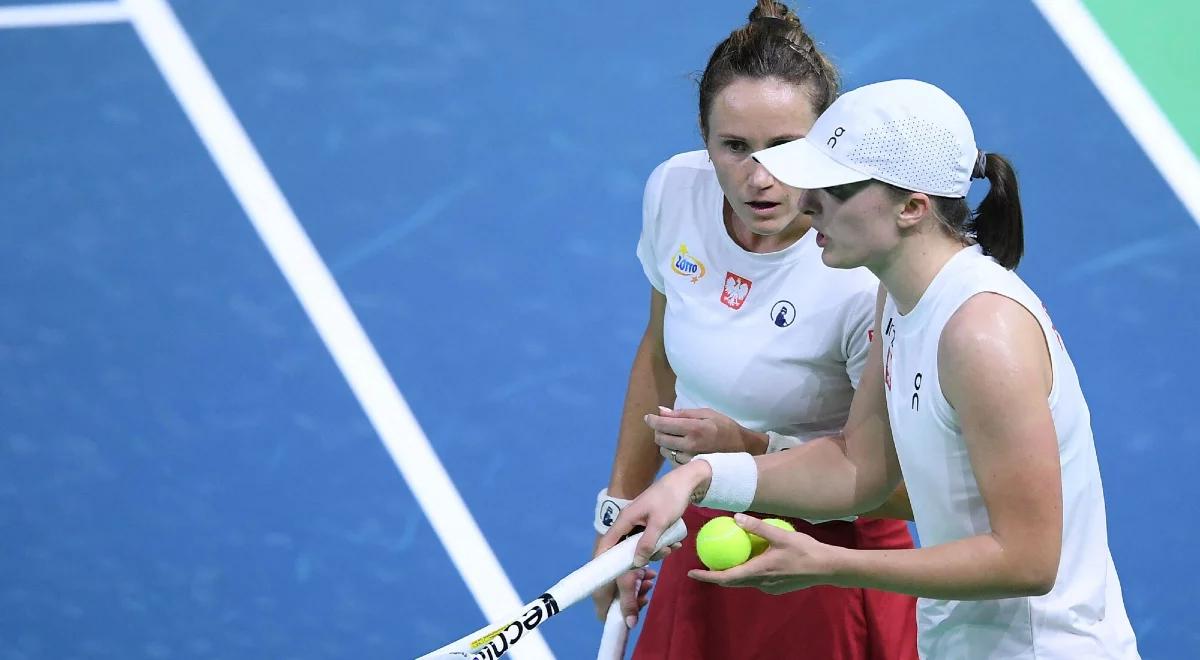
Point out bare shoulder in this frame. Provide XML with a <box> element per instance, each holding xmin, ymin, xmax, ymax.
<box><xmin>941</xmin><ymin>292</ymin><xmax>1044</xmax><ymax>356</ymax></box>
<box><xmin>939</xmin><ymin>292</ymin><xmax>1052</xmax><ymax>404</ymax></box>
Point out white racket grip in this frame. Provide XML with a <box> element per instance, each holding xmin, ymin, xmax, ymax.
<box><xmin>597</xmin><ymin>599</ymin><xmax>629</xmax><ymax>660</ymax></box>
<box><xmin>416</xmin><ymin>520</ymin><xmax>686</xmax><ymax>660</ymax></box>
<box><xmin>549</xmin><ymin>519</ymin><xmax>687</xmax><ymax>606</ymax></box>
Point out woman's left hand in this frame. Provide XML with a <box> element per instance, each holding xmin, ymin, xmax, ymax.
<box><xmin>647</xmin><ymin>407</ymin><xmax>768</xmax><ymax>465</ymax></box>
<box><xmin>687</xmin><ymin>514</ymin><xmax>844</xmax><ymax>594</ymax></box>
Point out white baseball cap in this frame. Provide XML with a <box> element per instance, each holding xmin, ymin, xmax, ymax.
<box><xmin>753</xmin><ymin>79</ymin><xmax>980</xmax><ymax>198</ymax></box>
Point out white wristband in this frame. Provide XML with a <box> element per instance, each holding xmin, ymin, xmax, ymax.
<box><xmin>594</xmin><ymin>488</ymin><xmax>632</xmax><ymax>535</ymax></box>
<box><xmin>693</xmin><ymin>452</ymin><xmax>758</xmax><ymax>512</ymax></box>
<box><xmin>765</xmin><ymin>430</ymin><xmax>800</xmax><ymax>453</ymax></box>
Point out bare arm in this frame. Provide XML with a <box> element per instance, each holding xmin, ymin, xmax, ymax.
<box><xmin>825</xmin><ymin>293</ymin><xmax>1062</xmax><ymax>598</ymax></box>
<box><xmin>606</xmin><ymin>287</ymin><xmax>676</xmax><ymax>499</ymax></box>
<box><xmin>591</xmin><ymin>287</ymin><xmax>675</xmax><ymax>621</ymax></box>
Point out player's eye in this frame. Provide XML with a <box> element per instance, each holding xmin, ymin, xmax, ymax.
<box><xmin>824</xmin><ymin>180</ymin><xmax>873</xmax><ymax>201</ymax></box>
<box><xmin>724</xmin><ymin>140</ymin><xmax>748</xmax><ymax>154</ymax></box>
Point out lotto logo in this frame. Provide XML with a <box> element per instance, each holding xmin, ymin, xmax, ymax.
<box><xmin>720</xmin><ymin>272</ymin><xmax>752</xmax><ymax>310</ymax></box>
<box><xmin>671</xmin><ymin>244</ymin><xmax>707</xmax><ymax>284</ymax></box>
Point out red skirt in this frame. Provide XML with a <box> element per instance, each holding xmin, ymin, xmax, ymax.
<box><xmin>633</xmin><ymin>505</ymin><xmax>918</xmax><ymax>660</ymax></box>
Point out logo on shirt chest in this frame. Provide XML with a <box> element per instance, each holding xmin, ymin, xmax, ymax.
<box><xmin>911</xmin><ymin>372</ymin><xmax>924</xmax><ymax>411</ymax></box>
<box><xmin>720</xmin><ymin>272</ymin><xmax>752</xmax><ymax>310</ymax></box>
<box><xmin>670</xmin><ymin>244</ymin><xmax>707</xmax><ymax>284</ymax></box>
<box><xmin>884</xmin><ymin>317</ymin><xmax>925</xmax><ymax>411</ymax></box>
<box><xmin>770</xmin><ymin>300</ymin><xmax>795</xmax><ymax>327</ymax></box>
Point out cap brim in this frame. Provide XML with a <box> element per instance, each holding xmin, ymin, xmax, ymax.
<box><xmin>753</xmin><ymin>139</ymin><xmax>870</xmax><ymax>189</ymax></box>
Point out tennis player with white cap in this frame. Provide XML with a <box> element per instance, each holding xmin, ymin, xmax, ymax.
<box><xmin>599</xmin><ymin>79</ymin><xmax>1140</xmax><ymax>658</ymax></box>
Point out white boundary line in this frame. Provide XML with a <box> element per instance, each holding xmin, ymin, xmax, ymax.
<box><xmin>117</xmin><ymin>1</ymin><xmax>553</xmax><ymax>657</ymax></box>
<box><xmin>1034</xmin><ymin>0</ymin><xmax>1200</xmax><ymax>229</ymax></box>
<box><xmin>0</xmin><ymin>2</ymin><xmax>126</xmax><ymax>28</ymax></box>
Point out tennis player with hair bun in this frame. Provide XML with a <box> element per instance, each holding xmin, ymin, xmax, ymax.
<box><xmin>591</xmin><ymin>1</ymin><xmax>918</xmax><ymax>658</ymax></box>
<box><xmin>601</xmin><ymin>79</ymin><xmax>1141</xmax><ymax>658</ymax></box>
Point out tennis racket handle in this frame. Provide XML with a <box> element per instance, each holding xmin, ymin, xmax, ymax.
<box><xmin>549</xmin><ymin>519</ymin><xmax>687</xmax><ymax>606</ymax></box>
<box><xmin>417</xmin><ymin>520</ymin><xmax>686</xmax><ymax>660</ymax></box>
<box><xmin>596</xmin><ymin>599</ymin><xmax>630</xmax><ymax>660</ymax></box>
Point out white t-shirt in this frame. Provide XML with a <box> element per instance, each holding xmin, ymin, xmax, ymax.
<box><xmin>882</xmin><ymin>245</ymin><xmax>1138</xmax><ymax>659</ymax></box>
<box><xmin>637</xmin><ymin>150</ymin><xmax>878</xmax><ymax>441</ymax></box>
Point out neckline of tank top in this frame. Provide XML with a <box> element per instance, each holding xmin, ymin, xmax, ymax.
<box><xmin>892</xmin><ymin>243</ymin><xmax>985</xmax><ymax>330</ymax></box>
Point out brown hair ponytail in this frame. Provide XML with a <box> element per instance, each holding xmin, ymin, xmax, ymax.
<box><xmin>970</xmin><ymin>153</ymin><xmax>1024</xmax><ymax>269</ymax></box>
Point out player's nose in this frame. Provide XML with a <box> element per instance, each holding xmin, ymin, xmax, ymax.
<box><xmin>747</xmin><ymin>158</ymin><xmax>776</xmax><ymax>189</ymax></box>
<box><xmin>796</xmin><ymin>188</ymin><xmax>820</xmax><ymax>216</ymax></box>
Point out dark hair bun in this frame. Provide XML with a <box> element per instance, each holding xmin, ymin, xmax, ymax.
<box><xmin>697</xmin><ymin>0</ymin><xmax>840</xmax><ymax>137</ymax></box>
<box><xmin>748</xmin><ymin>0</ymin><xmax>799</xmax><ymax>25</ymax></box>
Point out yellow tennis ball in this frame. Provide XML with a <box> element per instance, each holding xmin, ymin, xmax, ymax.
<box><xmin>748</xmin><ymin>518</ymin><xmax>796</xmax><ymax>557</ymax></box>
<box><xmin>695</xmin><ymin>516</ymin><xmax>752</xmax><ymax>570</ymax></box>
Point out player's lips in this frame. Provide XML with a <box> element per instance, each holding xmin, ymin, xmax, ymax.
<box><xmin>745</xmin><ymin>200</ymin><xmax>780</xmax><ymax>217</ymax></box>
<box><xmin>815</xmin><ymin>231</ymin><xmax>828</xmax><ymax>247</ymax></box>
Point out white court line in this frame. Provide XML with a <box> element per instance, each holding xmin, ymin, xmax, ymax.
<box><xmin>1035</xmin><ymin>0</ymin><xmax>1200</xmax><ymax>229</ymax></box>
<box><xmin>0</xmin><ymin>2</ymin><xmax>126</xmax><ymax>28</ymax></box>
<box><xmin>118</xmin><ymin>1</ymin><xmax>554</xmax><ymax>657</ymax></box>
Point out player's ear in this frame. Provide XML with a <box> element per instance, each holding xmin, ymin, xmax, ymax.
<box><xmin>897</xmin><ymin>192</ymin><xmax>931</xmax><ymax>230</ymax></box>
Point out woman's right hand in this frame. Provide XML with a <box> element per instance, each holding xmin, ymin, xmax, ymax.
<box><xmin>591</xmin><ymin>562</ymin><xmax>656</xmax><ymax>627</ymax></box>
<box><xmin>595</xmin><ymin>460</ymin><xmax>713</xmax><ymax>622</ymax></box>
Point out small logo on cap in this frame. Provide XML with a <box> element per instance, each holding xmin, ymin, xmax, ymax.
<box><xmin>827</xmin><ymin>126</ymin><xmax>846</xmax><ymax>148</ymax></box>
<box><xmin>771</xmin><ymin>301</ymin><xmax>795</xmax><ymax>327</ymax></box>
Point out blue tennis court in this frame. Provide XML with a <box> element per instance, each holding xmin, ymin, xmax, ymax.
<box><xmin>2</xmin><ymin>1</ymin><xmax>1197</xmax><ymax>658</ymax></box>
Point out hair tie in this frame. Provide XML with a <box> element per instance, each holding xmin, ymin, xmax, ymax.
<box><xmin>971</xmin><ymin>150</ymin><xmax>988</xmax><ymax>180</ymax></box>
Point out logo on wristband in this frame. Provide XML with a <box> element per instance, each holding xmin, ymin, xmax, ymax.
<box><xmin>600</xmin><ymin>499</ymin><xmax>621</xmax><ymax>528</ymax></box>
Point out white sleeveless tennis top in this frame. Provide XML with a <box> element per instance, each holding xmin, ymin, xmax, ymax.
<box><xmin>882</xmin><ymin>244</ymin><xmax>1138</xmax><ymax>659</ymax></box>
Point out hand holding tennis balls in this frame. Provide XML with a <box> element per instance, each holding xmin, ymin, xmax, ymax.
<box><xmin>696</xmin><ymin>516</ymin><xmax>796</xmax><ymax>570</ymax></box>
<box><xmin>748</xmin><ymin>518</ymin><xmax>796</xmax><ymax>556</ymax></box>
